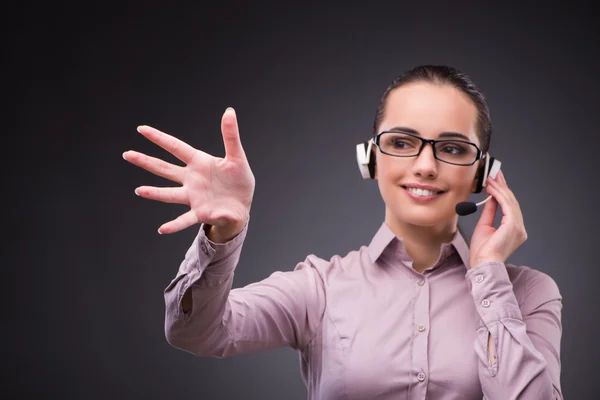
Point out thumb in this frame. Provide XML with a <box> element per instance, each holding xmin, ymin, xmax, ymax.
<box><xmin>221</xmin><ymin>107</ymin><xmax>247</xmax><ymax>161</ymax></box>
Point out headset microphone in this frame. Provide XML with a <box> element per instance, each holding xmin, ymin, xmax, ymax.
<box><xmin>455</xmin><ymin>196</ymin><xmax>493</xmax><ymax>216</ymax></box>
<box><xmin>455</xmin><ymin>157</ymin><xmax>501</xmax><ymax>216</ymax></box>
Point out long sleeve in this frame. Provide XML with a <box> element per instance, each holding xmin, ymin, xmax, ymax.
<box><xmin>465</xmin><ymin>262</ymin><xmax>563</xmax><ymax>399</ymax></box>
<box><xmin>164</xmin><ymin>220</ymin><xmax>327</xmax><ymax>358</ymax></box>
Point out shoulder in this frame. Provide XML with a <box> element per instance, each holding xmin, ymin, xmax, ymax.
<box><xmin>505</xmin><ymin>263</ymin><xmax>562</xmax><ymax>314</ymax></box>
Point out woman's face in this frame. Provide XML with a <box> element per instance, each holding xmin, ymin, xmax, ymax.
<box><xmin>375</xmin><ymin>82</ymin><xmax>481</xmax><ymax>230</ymax></box>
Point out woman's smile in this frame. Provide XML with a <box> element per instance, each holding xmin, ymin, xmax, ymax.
<box><xmin>401</xmin><ymin>183</ymin><xmax>446</xmax><ymax>202</ymax></box>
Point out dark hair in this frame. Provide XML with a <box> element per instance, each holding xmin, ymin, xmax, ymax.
<box><xmin>372</xmin><ymin>65</ymin><xmax>492</xmax><ymax>154</ymax></box>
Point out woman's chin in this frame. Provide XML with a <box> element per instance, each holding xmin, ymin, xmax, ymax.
<box><xmin>389</xmin><ymin>210</ymin><xmax>456</xmax><ymax>228</ymax></box>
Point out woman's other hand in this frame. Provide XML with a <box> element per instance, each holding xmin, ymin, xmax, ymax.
<box><xmin>122</xmin><ymin>107</ymin><xmax>255</xmax><ymax>241</ymax></box>
<box><xmin>469</xmin><ymin>170</ymin><xmax>528</xmax><ymax>268</ymax></box>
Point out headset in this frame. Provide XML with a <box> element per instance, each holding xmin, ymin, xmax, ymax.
<box><xmin>355</xmin><ymin>138</ymin><xmax>501</xmax><ymax>215</ymax></box>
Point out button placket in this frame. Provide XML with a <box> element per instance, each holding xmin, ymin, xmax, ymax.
<box><xmin>412</xmin><ymin>273</ymin><xmax>430</xmax><ymax>392</ymax></box>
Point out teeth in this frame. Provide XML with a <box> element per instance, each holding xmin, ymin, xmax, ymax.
<box><xmin>407</xmin><ymin>187</ymin><xmax>438</xmax><ymax>197</ymax></box>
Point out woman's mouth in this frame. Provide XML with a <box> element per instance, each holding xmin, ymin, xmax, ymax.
<box><xmin>402</xmin><ymin>186</ymin><xmax>445</xmax><ymax>201</ymax></box>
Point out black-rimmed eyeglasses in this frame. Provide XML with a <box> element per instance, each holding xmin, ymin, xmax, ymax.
<box><xmin>373</xmin><ymin>131</ymin><xmax>483</xmax><ymax>166</ymax></box>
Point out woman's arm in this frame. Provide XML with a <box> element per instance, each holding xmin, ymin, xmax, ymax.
<box><xmin>123</xmin><ymin>109</ymin><xmax>327</xmax><ymax>358</ymax></box>
<box><xmin>467</xmin><ymin>171</ymin><xmax>562</xmax><ymax>398</ymax></box>
<box><xmin>466</xmin><ymin>262</ymin><xmax>562</xmax><ymax>399</ymax></box>
<box><xmin>164</xmin><ymin>220</ymin><xmax>327</xmax><ymax>358</ymax></box>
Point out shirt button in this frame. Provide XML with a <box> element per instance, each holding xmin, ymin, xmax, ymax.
<box><xmin>417</xmin><ymin>372</ymin><xmax>426</xmax><ymax>382</ymax></box>
<box><xmin>417</xmin><ymin>324</ymin><xmax>426</xmax><ymax>332</ymax></box>
<box><xmin>475</xmin><ymin>275</ymin><xmax>484</xmax><ymax>283</ymax></box>
<box><xmin>417</xmin><ymin>280</ymin><xmax>425</xmax><ymax>286</ymax></box>
<box><xmin>481</xmin><ymin>299</ymin><xmax>491</xmax><ymax>308</ymax></box>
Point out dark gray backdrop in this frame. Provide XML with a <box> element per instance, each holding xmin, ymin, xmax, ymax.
<box><xmin>8</xmin><ymin>1</ymin><xmax>599</xmax><ymax>399</ymax></box>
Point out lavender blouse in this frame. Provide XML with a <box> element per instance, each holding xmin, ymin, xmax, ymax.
<box><xmin>164</xmin><ymin>220</ymin><xmax>562</xmax><ymax>399</ymax></box>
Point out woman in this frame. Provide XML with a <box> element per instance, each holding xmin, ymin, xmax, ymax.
<box><xmin>123</xmin><ymin>65</ymin><xmax>562</xmax><ymax>399</ymax></box>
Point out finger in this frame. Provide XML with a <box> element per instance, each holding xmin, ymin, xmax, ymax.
<box><xmin>158</xmin><ymin>209</ymin><xmax>198</xmax><ymax>234</ymax></box>
<box><xmin>490</xmin><ymin>177</ymin><xmax>526</xmax><ymax>228</ymax></box>
<box><xmin>487</xmin><ymin>177</ymin><xmax>527</xmax><ymax>242</ymax></box>
<box><xmin>485</xmin><ymin>178</ymin><xmax>518</xmax><ymax>218</ymax></box>
<box><xmin>123</xmin><ymin>150</ymin><xmax>184</xmax><ymax>184</ymax></box>
<box><xmin>487</xmin><ymin>175</ymin><xmax>520</xmax><ymax>212</ymax></box>
<box><xmin>476</xmin><ymin>193</ymin><xmax>498</xmax><ymax>227</ymax></box>
<box><xmin>221</xmin><ymin>107</ymin><xmax>247</xmax><ymax>161</ymax></box>
<box><xmin>498</xmin><ymin>169</ymin><xmax>507</xmax><ymax>184</ymax></box>
<box><xmin>134</xmin><ymin>186</ymin><xmax>188</xmax><ymax>204</ymax></box>
<box><xmin>136</xmin><ymin>125</ymin><xmax>198</xmax><ymax>164</ymax></box>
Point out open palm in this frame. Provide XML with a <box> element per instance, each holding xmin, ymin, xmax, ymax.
<box><xmin>123</xmin><ymin>108</ymin><xmax>255</xmax><ymax>234</ymax></box>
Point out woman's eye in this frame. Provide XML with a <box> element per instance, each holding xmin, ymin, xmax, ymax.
<box><xmin>392</xmin><ymin>140</ymin><xmax>411</xmax><ymax>148</ymax></box>
<box><xmin>441</xmin><ymin>145</ymin><xmax>464</xmax><ymax>154</ymax></box>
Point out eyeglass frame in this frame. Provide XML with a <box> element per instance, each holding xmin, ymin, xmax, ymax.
<box><xmin>372</xmin><ymin>130</ymin><xmax>484</xmax><ymax>166</ymax></box>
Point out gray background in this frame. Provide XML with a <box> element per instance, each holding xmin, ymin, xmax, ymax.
<box><xmin>8</xmin><ymin>1</ymin><xmax>599</xmax><ymax>399</ymax></box>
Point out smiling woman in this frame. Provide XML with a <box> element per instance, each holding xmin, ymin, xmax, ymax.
<box><xmin>123</xmin><ymin>65</ymin><xmax>563</xmax><ymax>399</ymax></box>
<box><xmin>374</xmin><ymin>78</ymin><xmax>485</xmax><ymax>236</ymax></box>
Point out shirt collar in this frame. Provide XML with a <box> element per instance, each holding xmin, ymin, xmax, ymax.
<box><xmin>367</xmin><ymin>222</ymin><xmax>471</xmax><ymax>270</ymax></box>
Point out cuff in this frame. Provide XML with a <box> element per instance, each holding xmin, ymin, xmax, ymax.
<box><xmin>176</xmin><ymin>218</ymin><xmax>249</xmax><ymax>283</ymax></box>
<box><xmin>465</xmin><ymin>261</ymin><xmax>523</xmax><ymax>328</ymax></box>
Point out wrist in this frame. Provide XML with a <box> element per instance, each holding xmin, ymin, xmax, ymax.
<box><xmin>205</xmin><ymin>219</ymin><xmax>247</xmax><ymax>244</ymax></box>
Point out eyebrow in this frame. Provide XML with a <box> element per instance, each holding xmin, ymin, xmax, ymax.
<box><xmin>387</xmin><ymin>126</ymin><xmax>472</xmax><ymax>142</ymax></box>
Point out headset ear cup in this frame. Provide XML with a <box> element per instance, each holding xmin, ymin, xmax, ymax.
<box><xmin>473</xmin><ymin>154</ymin><xmax>490</xmax><ymax>193</ymax></box>
<box><xmin>356</xmin><ymin>141</ymin><xmax>374</xmax><ymax>179</ymax></box>
<box><xmin>486</xmin><ymin>157</ymin><xmax>501</xmax><ymax>181</ymax></box>
<box><xmin>368</xmin><ymin>149</ymin><xmax>376</xmax><ymax>179</ymax></box>
<box><xmin>474</xmin><ymin>165</ymin><xmax>485</xmax><ymax>193</ymax></box>
<box><xmin>473</xmin><ymin>155</ymin><xmax>500</xmax><ymax>193</ymax></box>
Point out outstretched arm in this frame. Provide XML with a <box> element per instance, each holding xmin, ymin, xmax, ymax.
<box><xmin>164</xmin><ymin>220</ymin><xmax>326</xmax><ymax>357</ymax></box>
<box><xmin>124</xmin><ymin>108</ymin><xmax>326</xmax><ymax>357</ymax></box>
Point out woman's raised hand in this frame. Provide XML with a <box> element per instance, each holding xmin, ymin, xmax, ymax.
<box><xmin>469</xmin><ymin>170</ymin><xmax>527</xmax><ymax>268</ymax></box>
<box><xmin>122</xmin><ymin>108</ymin><xmax>255</xmax><ymax>239</ymax></box>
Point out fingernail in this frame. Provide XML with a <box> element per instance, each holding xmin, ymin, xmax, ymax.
<box><xmin>226</xmin><ymin>107</ymin><xmax>235</xmax><ymax>114</ymax></box>
<box><xmin>137</xmin><ymin>125</ymin><xmax>144</xmax><ymax>133</ymax></box>
<box><xmin>122</xmin><ymin>152</ymin><xmax>128</xmax><ymax>160</ymax></box>
<box><xmin>134</xmin><ymin>188</ymin><xmax>140</xmax><ymax>196</ymax></box>
<box><xmin>157</xmin><ymin>228</ymin><xmax>163</xmax><ymax>235</ymax></box>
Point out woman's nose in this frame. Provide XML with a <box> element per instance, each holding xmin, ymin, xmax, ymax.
<box><xmin>411</xmin><ymin>143</ymin><xmax>438</xmax><ymax>178</ymax></box>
